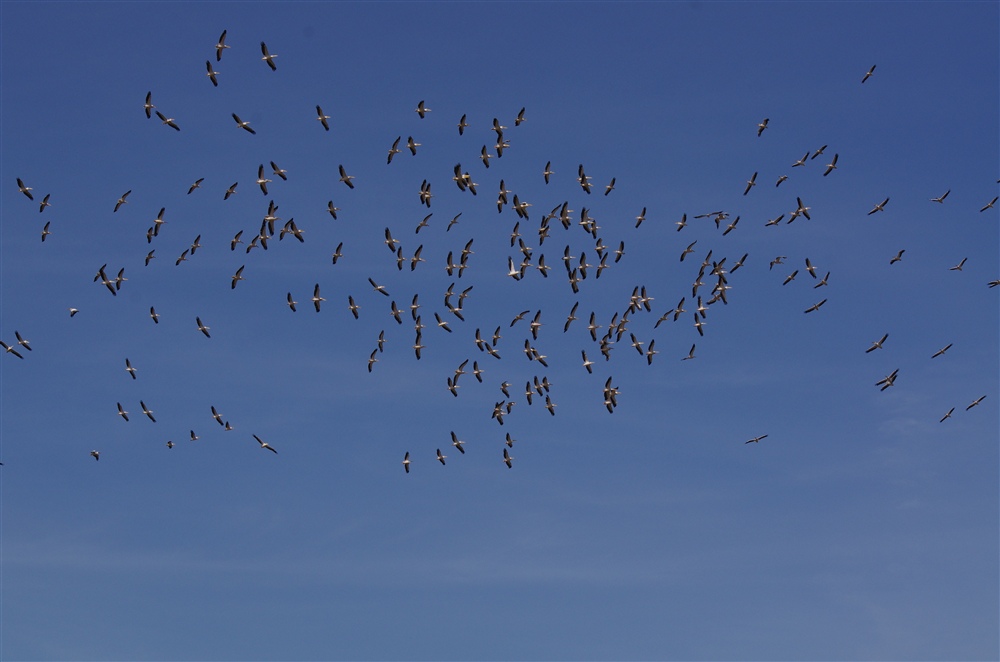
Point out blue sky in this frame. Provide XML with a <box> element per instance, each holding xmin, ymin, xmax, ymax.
<box><xmin>1</xmin><ymin>2</ymin><xmax>997</xmax><ymax>660</ymax></box>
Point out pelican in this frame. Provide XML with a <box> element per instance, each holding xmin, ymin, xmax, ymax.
<box><xmin>515</xmin><ymin>107</ymin><xmax>526</xmax><ymax>126</ymax></box>
<box><xmin>822</xmin><ymin>153</ymin><xmax>838</xmax><ymax>176</ymax></box>
<box><xmin>270</xmin><ymin>161</ymin><xmax>288</xmax><ymax>181</ymax></box>
<box><xmin>980</xmin><ymin>196</ymin><xmax>998</xmax><ymax>212</ymax></box>
<box><xmin>316</xmin><ymin>105</ymin><xmax>330</xmax><ymax>131</ymax></box>
<box><xmin>930</xmin><ymin>190</ymin><xmax>950</xmax><ymax>203</ymax></box>
<box><xmin>861</xmin><ymin>64</ymin><xmax>876</xmax><ymax>83</ymax></box>
<box><xmin>212</xmin><ymin>406</ymin><xmax>224</xmax><ymax>425</ymax></box>
<box><xmin>868</xmin><ymin>198</ymin><xmax>890</xmax><ymax>215</ymax></box>
<box><xmin>196</xmin><ymin>317</ymin><xmax>211</xmax><ymax>338</ymax></box>
<box><xmin>260</xmin><ymin>41</ymin><xmax>277</xmax><ymax>70</ymax></box>
<box><xmin>804</xmin><ymin>299</ymin><xmax>827</xmax><ymax>313</ymax></box>
<box><xmin>0</xmin><ymin>340</ymin><xmax>24</xmax><ymax>359</ymax></box>
<box><xmin>254</xmin><ymin>434</ymin><xmax>278</xmax><ymax>453</ymax></box>
<box><xmin>256</xmin><ymin>165</ymin><xmax>271</xmax><ymax>194</ymax></box>
<box><xmin>205</xmin><ymin>60</ymin><xmax>219</xmax><ymax>86</ymax></box>
<box><xmin>69</xmin><ymin>308</ymin><xmax>79</xmax><ymax>317</ymax></box>
<box><xmin>436</xmin><ymin>448</ymin><xmax>446</xmax><ymax>465</ymax></box>
<box><xmin>503</xmin><ymin>448</ymin><xmax>513</xmax><ymax>468</ymax></box>
<box><xmin>966</xmin><ymin>395</ymin><xmax>986</xmax><ymax>410</ymax></box>
<box><xmin>939</xmin><ymin>408</ymin><xmax>955</xmax><ymax>422</ymax></box>
<box><xmin>866</xmin><ymin>334</ymin><xmax>889</xmax><ymax>353</ymax></box>
<box><xmin>743</xmin><ymin>171</ymin><xmax>757</xmax><ymax>195</ymax></box>
<box><xmin>140</xmin><ymin>401</ymin><xmax>156</xmax><ymax>423</ymax></box>
<box><xmin>876</xmin><ymin>369</ymin><xmax>899</xmax><ymax>391</ymax></box>
<box><xmin>224</xmin><ymin>182</ymin><xmax>238</xmax><ymax>199</ymax></box>
<box><xmin>149</xmin><ymin>307</ymin><xmax>160</xmax><ymax>323</ymax></box>
<box><xmin>338</xmin><ymin>164</ymin><xmax>355</xmax><ymax>189</ymax></box>
<box><xmin>415</xmin><ymin>100</ymin><xmax>431</xmax><ymax>118</ymax></box>
<box><xmin>791</xmin><ymin>152</ymin><xmax>809</xmax><ymax>167</ymax></box>
<box><xmin>776</xmin><ymin>174</ymin><xmax>788</xmax><ymax>187</ymax></box>
<box><xmin>745</xmin><ymin>434</ymin><xmax>768</xmax><ymax>444</ymax></box>
<box><xmin>231</xmin><ymin>265</ymin><xmax>245</xmax><ymax>289</ymax></box>
<box><xmin>348</xmin><ymin>295</ymin><xmax>360</xmax><ymax>319</ymax></box>
<box><xmin>215</xmin><ymin>30</ymin><xmax>229</xmax><ymax>61</ymax></box>
<box><xmin>38</xmin><ymin>193</ymin><xmax>51</xmax><ymax>213</ymax></box>
<box><xmin>113</xmin><ymin>190</ymin><xmax>131</xmax><ymax>212</ymax></box>
<box><xmin>154</xmin><ymin>110</ymin><xmax>180</xmax><ymax>131</ymax></box>
<box><xmin>91</xmin><ymin>450</ymin><xmax>100</xmax><ymax>461</ymax></box>
<box><xmin>402</xmin><ymin>452</ymin><xmax>411</xmax><ymax>473</ymax></box>
<box><xmin>368</xmin><ymin>350</ymin><xmax>378</xmax><ymax>372</ymax></box>
<box><xmin>143</xmin><ymin>91</ymin><xmax>154</xmax><ymax>119</ymax></box>
<box><xmin>757</xmin><ymin>118</ymin><xmax>769</xmax><ymax>136</ymax></box>
<box><xmin>890</xmin><ymin>249</ymin><xmax>905</xmax><ymax>264</ymax></box>
<box><xmin>312</xmin><ymin>284</ymin><xmax>324</xmax><ymax>312</ymax></box>
<box><xmin>188</xmin><ymin>178</ymin><xmax>204</xmax><ymax>194</ymax></box>
<box><xmin>125</xmin><ymin>357</ymin><xmax>136</xmax><ymax>379</ymax></box>
<box><xmin>232</xmin><ymin>113</ymin><xmax>256</xmax><ymax>134</ymax></box>
<box><xmin>931</xmin><ymin>343</ymin><xmax>952</xmax><ymax>358</ymax></box>
<box><xmin>949</xmin><ymin>258</ymin><xmax>967</xmax><ymax>271</ymax></box>
<box><xmin>41</xmin><ymin>222</ymin><xmax>51</xmax><ymax>242</ymax></box>
<box><xmin>457</xmin><ymin>114</ymin><xmax>469</xmax><ymax>135</ymax></box>
<box><xmin>116</xmin><ymin>402</ymin><xmax>129</xmax><ymax>421</ymax></box>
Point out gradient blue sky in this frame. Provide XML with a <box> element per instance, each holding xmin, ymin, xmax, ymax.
<box><xmin>1</xmin><ymin>2</ymin><xmax>998</xmax><ymax>660</ymax></box>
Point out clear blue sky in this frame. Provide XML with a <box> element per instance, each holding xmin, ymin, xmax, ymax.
<box><xmin>2</xmin><ymin>2</ymin><xmax>997</xmax><ymax>660</ymax></box>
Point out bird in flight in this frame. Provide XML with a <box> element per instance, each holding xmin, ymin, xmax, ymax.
<box><xmin>316</xmin><ymin>105</ymin><xmax>330</xmax><ymax>131</ymax></box>
<box><xmin>339</xmin><ymin>164</ymin><xmax>355</xmax><ymax>189</ymax></box>
<box><xmin>0</xmin><ymin>340</ymin><xmax>25</xmax><ymax>359</ymax></box>
<box><xmin>931</xmin><ymin>343</ymin><xmax>953</xmax><ymax>358</ymax></box>
<box><xmin>745</xmin><ymin>434</ymin><xmax>768</xmax><ymax>444</ymax></box>
<box><xmin>822</xmin><ymin>153</ymin><xmax>838</xmax><ymax>176</ymax></box>
<box><xmin>866</xmin><ymin>334</ymin><xmax>889</xmax><ymax>353</ymax></box>
<box><xmin>756</xmin><ymin>118</ymin><xmax>769</xmax><ymax>137</ymax></box>
<box><xmin>196</xmin><ymin>317</ymin><xmax>211</xmax><ymax>338</ymax></box>
<box><xmin>260</xmin><ymin>42</ymin><xmax>277</xmax><ymax>70</ymax></box>
<box><xmin>415</xmin><ymin>100</ymin><xmax>431</xmax><ymax>118</ymax></box>
<box><xmin>861</xmin><ymin>64</ymin><xmax>876</xmax><ymax>83</ymax></box>
<box><xmin>215</xmin><ymin>30</ymin><xmax>229</xmax><ymax>61</ymax></box>
<box><xmin>254</xmin><ymin>434</ymin><xmax>278</xmax><ymax>453</ymax></box>
<box><xmin>155</xmin><ymin>110</ymin><xmax>180</xmax><ymax>131</ymax></box>
<box><xmin>232</xmin><ymin>113</ymin><xmax>256</xmax><ymax>134</ymax></box>
<box><xmin>930</xmin><ymin>190</ymin><xmax>950</xmax><ymax>203</ymax></box>
<box><xmin>868</xmin><ymin>198</ymin><xmax>890</xmax><ymax>215</ymax></box>
<box><xmin>17</xmin><ymin>177</ymin><xmax>34</xmax><ymax>200</ymax></box>
<box><xmin>205</xmin><ymin>60</ymin><xmax>219</xmax><ymax>87</ymax></box>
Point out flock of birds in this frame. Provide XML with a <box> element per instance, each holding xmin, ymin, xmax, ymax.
<box><xmin>5</xmin><ymin>31</ymin><xmax>997</xmax><ymax>472</ymax></box>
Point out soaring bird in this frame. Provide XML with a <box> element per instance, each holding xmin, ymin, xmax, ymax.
<box><xmin>822</xmin><ymin>153</ymin><xmax>839</xmax><ymax>176</ymax></box>
<box><xmin>743</xmin><ymin>171</ymin><xmax>757</xmax><ymax>196</ymax></box>
<box><xmin>868</xmin><ymin>198</ymin><xmax>890</xmax><ymax>215</ymax></box>
<box><xmin>155</xmin><ymin>110</ymin><xmax>180</xmax><ymax>131</ymax></box>
<box><xmin>861</xmin><ymin>64</ymin><xmax>876</xmax><ymax>83</ymax></box>
<box><xmin>125</xmin><ymin>357</ymin><xmax>136</xmax><ymax>379</ymax></box>
<box><xmin>930</xmin><ymin>190</ymin><xmax>950</xmax><ymax>203</ymax></box>
<box><xmin>980</xmin><ymin>196</ymin><xmax>998</xmax><ymax>212</ymax></box>
<box><xmin>745</xmin><ymin>434</ymin><xmax>768</xmax><ymax>444</ymax></box>
<box><xmin>254</xmin><ymin>434</ymin><xmax>278</xmax><ymax>453</ymax></box>
<box><xmin>113</xmin><ymin>190</ymin><xmax>131</xmax><ymax>212</ymax></box>
<box><xmin>316</xmin><ymin>105</ymin><xmax>330</xmax><ymax>131</ymax></box>
<box><xmin>312</xmin><ymin>284</ymin><xmax>325</xmax><ymax>312</ymax></box>
<box><xmin>205</xmin><ymin>60</ymin><xmax>219</xmax><ymax>86</ymax></box>
<box><xmin>457</xmin><ymin>114</ymin><xmax>469</xmax><ymax>135</ymax></box>
<box><xmin>90</xmin><ymin>450</ymin><xmax>100</xmax><ymax>461</ymax></box>
<box><xmin>757</xmin><ymin>118</ymin><xmax>769</xmax><ymax>136</ymax></box>
<box><xmin>215</xmin><ymin>30</ymin><xmax>229</xmax><ymax>61</ymax></box>
<box><xmin>415</xmin><ymin>100</ymin><xmax>431</xmax><ymax>118</ymax></box>
<box><xmin>232</xmin><ymin>113</ymin><xmax>256</xmax><ymax>134</ymax></box>
<box><xmin>196</xmin><ymin>317</ymin><xmax>211</xmax><ymax>338</ymax></box>
<box><xmin>17</xmin><ymin>177</ymin><xmax>34</xmax><ymax>200</ymax></box>
<box><xmin>402</xmin><ymin>452</ymin><xmax>411</xmax><ymax>473</ymax></box>
<box><xmin>931</xmin><ymin>343</ymin><xmax>953</xmax><ymax>358</ymax></box>
<box><xmin>966</xmin><ymin>395</ymin><xmax>986</xmax><ymax>411</ymax></box>
<box><xmin>804</xmin><ymin>299</ymin><xmax>828</xmax><ymax>313</ymax></box>
<box><xmin>339</xmin><ymin>164</ymin><xmax>355</xmax><ymax>189</ymax></box>
<box><xmin>0</xmin><ymin>340</ymin><xmax>24</xmax><ymax>359</ymax></box>
<box><xmin>143</xmin><ymin>91</ymin><xmax>155</xmax><ymax>119</ymax></box>
<box><xmin>866</xmin><ymin>334</ymin><xmax>889</xmax><ymax>353</ymax></box>
<box><xmin>260</xmin><ymin>41</ymin><xmax>277</xmax><ymax>70</ymax></box>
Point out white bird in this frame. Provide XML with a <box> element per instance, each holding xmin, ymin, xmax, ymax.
<box><xmin>260</xmin><ymin>41</ymin><xmax>277</xmax><ymax>70</ymax></box>
<box><xmin>254</xmin><ymin>434</ymin><xmax>278</xmax><ymax>454</ymax></box>
<box><xmin>415</xmin><ymin>100</ymin><xmax>431</xmax><ymax>118</ymax></box>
